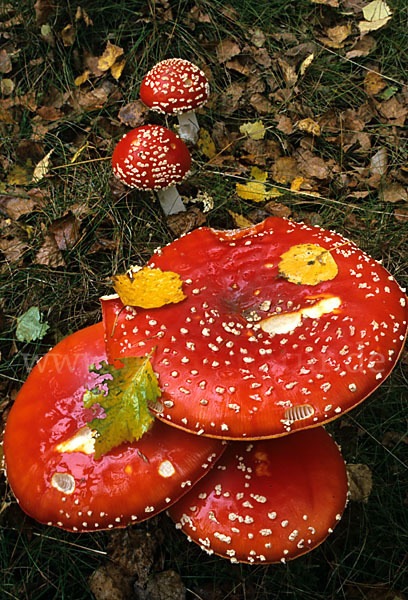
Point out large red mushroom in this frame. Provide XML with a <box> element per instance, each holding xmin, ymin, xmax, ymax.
<box><xmin>168</xmin><ymin>427</ymin><xmax>349</xmax><ymax>563</ymax></box>
<box><xmin>112</xmin><ymin>124</ymin><xmax>191</xmax><ymax>215</ymax></box>
<box><xmin>140</xmin><ymin>58</ymin><xmax>210</xmax><ymax>143</ymax></box>
<box><xmin>102</xmin><ymin>217</ymin><xmax>408</xmax><ymax>439</ymax></box>
<box><xmin>3</xmin><ymin>323</ymin><xmax>225</xmax><ymax>531</ymax></box>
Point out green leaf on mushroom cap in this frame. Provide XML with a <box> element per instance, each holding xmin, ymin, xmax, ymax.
<box><xmin>83</xmin><ymin>355</ymin><xmax>159</xmax><ymax>459</ymax></box>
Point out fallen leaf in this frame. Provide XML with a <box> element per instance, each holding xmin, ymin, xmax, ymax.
<box><xmin>346</xmin><ymin>463</ymin><xmax>373</xmax><ymax>502</ymax></box>
<box><xmin>166</xmin><ymin>206</ymin><xmax>206</xmax><ymax>236</ymax></box>
<box><xmin>35</xmin><ymin>233</ymin><xmax>65</xmax><ymax>267</ymax></box>
<box><xmin>197</xmin><ymin>128</ymin><xmax>216</xmax><ymax>159</ymax></box>
<box><xmin>346</xmin><ymin>35</ymin><xmax>376</xmax><ymax>58</ymax></box>
<box><xmin>218</xmin><ymin>82</ymin><xmax>244</xmax><ymax>115</ymax></box>
<box><xmin>111</xmin><ymin>58</ymin><xmax>126</xmax><ymax>80</ymax></box>
<box><xmin>16</xmin><ymin>306</ymin><xmax>49</xmax><ymax>343</ymax></box>
<box><xmin>277</xmin><ymin>58</ymin><xmax>297</xmax><ymax>87</ymax></box>
<box><xmin>272</xmin><ymin>157</ymin><xmax>299</xmax><ymax>184</ymax></box>
<box><xmin>49</xmin><ymin>213</ymin><xmax>80</xmax><ymax>250</ymax></box>
<box><xmin>276</xmin><ymin>115</ymin><xmax>293</xmax><ymax>135</ymax></box>
<box><xmin>278</xmin><ymin>243</ymin><xmax>339</xmax><ymax>286</ymax></box>
<box><xmin>0</xmin><ymin>194</ymin><xmax>36</xmax><ymax>219</ymax></box>
<box><xmin>251</xmin><ymin>28</ymin><xmax>266</xmax><ymax>48</ymax></box>
<box><xmin>7</xmin><ymin>165</ymin><xmax>32</xmax><ymax>186</ymax></box>
<box><xmin>98</xmin><ymin>41</ymin><xmax>124</xmax><ymax>72</ymax></box>
<box><xmin>32</xmin><ymin>149</ymin><xmax>53</xmax><ymax>183</ymax></box>
<box><xmin>112</xmin><ymin>266</ymin><xmax>186</xmax><ymax>309</ymax></box>
<box><xmin>34</xmin><ymin>0</ymin><xmax>56</xmax><ymax>25</ymax></box>
<box><xmin>118</xmin><ymin>101</ymin><xmax>148</xmax><ymax>128</ymax></box>
<box><xmin>395</xmin><ymin>207</ymin><xmax>408</xmax><ymax>223</ymax></box>
<box><xmin>228</xmin><ymin>210</ymin><xmax>254</xmax><ymax>229</ymax></box>
<box><xmin>0</xmin><ymin>236</ymin><xmax>28</xmax><ymax>262</ymax></box>
<box><xmin>382</xmin><ymin>183</ymin><xmax>408</xmax><ymax>203</ymax></box>
<box><xmin>249</xmin><ymin>93</ymin><xmax>273</xmax><ymax>115</ymax></box>
<box><xmin>75</xmin><ymin>6</ymin><xmax>93</xmax><ymax>26</ymax></box>
<box><xmin>83</xmin><ymin>356</ymin><xmax>157</xmax><ymax>459</ymax></box>
<box><xmin>359</xmin><ymin>0</ymin><xmax>392</xmax><ymax>33</ymax></box>
<box><xmin>290</xmin><ymin>176</ymin><xmax>305</xmax><ymax>191</ymax></box>
<box><xmin>0</xmin><ymin>49</ymin><xmax>12</xmax><ymax>74</ymax></box>
<box><xmin>239</xmin><ymin>120</ymin><xmax>265</xmax><ymax>140</ymax></box>
<box><xmin>299</xmin><ymin>53</ymin><xmax>315</xmax><ymax>76</ymax></box>
<box><xmin>37</xmin><ymin>106</ymin><xmax>63</xmax><ymax>121</ymax></box>
<box><xmin>297</xmin><ymin>149</ymin><xmax>329</xmax><ymax>179</ymax></box>
<box><xmin>61</xmin><ymin>24</ymin><xmax>76</xmax><ymax>46</ymax></box>
<box><xmin>297</xmin><ymin>117</ymin><xmax>321</xmax><ymax>136</ymax></box>
<box><xmin>225</xmin><ymin>58</ymin><xmax>251</xmax><ymax>76</ymax></box>
<box><xmin>216</xmin><ymin>38</ymin><xmax>241</xmax><ymax>63</ymax></box>
<box><xmin>381</xmin><ymin>431</ymin><xmax>408</xmax><ymax>447</ymax></box>
<box><xmin>74</xmin><ymin>70</ymin><xmax>91</xmax><ymax>86</ymax></box>
<box><xmin>364</xmin><ymin>71</ymin><xmax>387</xmax><ymax>95</ymax></box>
<box><xmin>265</xmin><ymin>201</ymin><xmax>291</xmax><ymax>218</ymax></box>
<box><xmin>378</xmin><ymin>97</ymin><xmax>407</xmax><ymax>125</ymax></box>
<box><xmin>370</xmin><ymin>146</ymin><xmax>387</xmax><ymax>177</ymax></box>
<box><xmin>310</xmin><ymin>0</ymin><xmax>339</xmax><ymax>6</ymax></box>
<box><xmin>0</xmin><ymin>79</ymin><xmax>14</xmax><ymax>95</ymax></box>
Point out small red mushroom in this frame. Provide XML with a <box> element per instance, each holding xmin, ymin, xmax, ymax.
<box><xmin>3</xmin><ymin>322</ymin><xmax>225</xmax><ymax>531</ymax></box>
<box><xmin>112</xmin><ymin>124</ymin><xmax>191</xmax><ymax>215</ymax></box>
<box><xmin>101</xmin><ymin>217</ymin><xmax>408</xmax><ymax>439</ymax></box>
<box><xmin>168</xmin><ymin>427</ymin><xmax>348</xmax><ymax>564</ymax></box>
<box><xmin>140</xmin><ymin>58</ymin><xmax>210</xmax><ymax>143</ymax></box>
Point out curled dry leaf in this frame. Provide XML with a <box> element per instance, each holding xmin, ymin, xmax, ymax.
<box><xmin>346</xmin><ymin>463</ymin><xmax>373</xmax><ymax>502</ymax></box>
<box><xmin>166</xmin><ymin>206</ymin><xmax>206</xmax><ymax>237</ymax></box>
<box><xmin>61</xmin><ymin>24</ymin><xmax>76</xmax><ymax>47</ymax></box>
<box><xmin>297</xmin><ymin>117</ymin><xmax>321</xmax><ymax>136</ymax></box>
<box><xmin>49</xmin><ymin>213</ymin><xmax>81</xmax><ymax>250</ymax></box>
<box><xmin>118</xmin><ymin>101</ymin><xmax>148</xmax><ymax>128</ymax></box>
<box><xmin>35</xmin><ymin>233</ymin><xmax>65</xmax><ymax>267</ymax></box>
<box><xmin>32</xmin><ymin>149</ymin><xmax>53</xmax><ymax>183</ymax></box>
<box><xmin>216</xmin><ymin>38</ymin><xmax>241</xmax><ymax>63</ymax></box>
<box><xmin>346</xmin><ymin>35</ymin><xmax>376</xmax><ymax>58</ymax></box>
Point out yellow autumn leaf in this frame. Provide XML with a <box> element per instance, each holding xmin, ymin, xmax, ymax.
<box><xmin>197</xmin><ymin>128</ymin><xmax>216</xmax><ymax>159</ymax></box>
<box><xmin>299</xmin><ymin>53</ymin><xmax>314</xmax><ymax>76</ymax></box>
<box><xmin>297</xmin><ymin>118</ymin><xmax>321</xmax><ymax>136</ymax></box>
<box><xmin>250</xmin><ymin>166</ymin><xmax>267</xmax><ymax>182</ymax></box>
<box><xmin>98</xmin><ymin>41</ymin><xmax>124</xmax><ymax>72</ymax></box>
<box><xmin>75</xmin><ymin>70</ymin><xmax>91</xmax><ymax>86</ymax></box>
<box><xmin>236</xmin><ymin>167</ymin><xmax>273</xmax><ymax>202</ymax></box>
<box><xmin>112</xmin><ymin>266</ymin><xmax>186</xmax><ymax>309</ymax></box>
<box><xmin>290</xmin><ymin>176</ymin><xmax>304</xmax><ymax>192</ymax></box>
<box><xmin>239</xmin><ymin>120</ymin><xmax>265</xmax><ymax>140</ymax></box>
<box><xmin>32</xmin><ymin>149</ymin><xmax>54</xmax><ymax>183</ymax></box>
<box><xmin>359</xmin><ymin>0</ymin><xmax>392</xmax><ymax>33</ymax></box>
<box><xmin>7</xmin><ymin>164</ymin><xmax>32</xmax><ymax>186</ymax></box>
<box><xmin>111</xmin><ymin>58</ymin><xmax>126</xmax><ymax>80</ymax></box>
<box><xmin>278</xmin><ymin>243</ymin><xmax>339</xmax><ymax>286</ymax></box>
<box><xmin>228</xmin><ymin>210</ymin><xmax>254</xmax><ymax>229</ymax></box>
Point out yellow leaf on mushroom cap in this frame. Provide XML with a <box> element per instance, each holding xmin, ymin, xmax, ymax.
<box><xmin>112</xmin><ymin>266</ymin><xmax>186</xmax><ymax>308</ymax></box>
<box><xmin>278</xmin><ymin>243</ymin><xmax>339</xmax><ymax>286</ymax></box>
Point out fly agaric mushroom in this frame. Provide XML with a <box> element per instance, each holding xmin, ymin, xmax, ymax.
<box><xmin>112</xmin><ymin>124</ymin><xmax>191</xmax><ymax>215</ymax></box>
<box><xmin>3</xmin><ymin>322</ymin><xmax>225</xmax><ymax>531</ymax></box>
<box><xmin>101</xmin><ymin>217</ymin><xmax>408</xmax><ymax>440</ymax></box>
<box><xmin>168</xmin><ymin>427</ymin><xmax>348</xmax><ymax>564</ymax></box>
<box><xmin>140</xmin><ymin>58</ymin><xmax>210</xmax><ymax>144</ymax></box>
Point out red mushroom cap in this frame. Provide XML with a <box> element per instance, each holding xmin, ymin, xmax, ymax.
<box><xmin>168</xmin><ymin>427</ymin><xmax>348</xmax><ymax>564</ymax></box>
<box><xmin>112</xmin><ymin>124</ymin><xmax>191</xmax><ymax>190</ymax></box>
<box><xmin>140</xmin><ymin>58</ymin><xmax>210</xmax><ymax>115</ymax></box>
<box><xmin>3</xmin><ymin>322</ymin><xmax>225</xmax><ymax>532</ymax></box>
<box><xmin>101</xmin><ymin>217</ymin><xmax>408</xmax><ymax>439</ymax></box>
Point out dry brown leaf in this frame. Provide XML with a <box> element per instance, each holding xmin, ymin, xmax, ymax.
<box><xmin>276</xmin><ymin>114</ymin><xmax>293</xmax><ymax>135</ymax></box>
<box><xmin>32</xmin><ymin>149</ymin><xmax>53</xmax><ymax>183</ymax></box>
<box><xmin>0</xmin><ymin>49</ymin><xmax>12</xmax><ymax>74</ymax></box>
<box><xmin>277</xmin><ymin>58</ymin><xmax>297</xmax><ymax>87</ymax></box>
<box><xmin>216</xmin><ymin>39</ymin><xmax>241</xmax><ymax>63</ymax></box>
<box><xmin>0</xmin><ymin>194</ymin><xmax>36</xmax><ymax>219</ymax></box>
<box><xmin>327</xmin><ymin>23</ymin><xmax>352</xmax><ymax>43</ymax></box>
<box><xmin>251</xmin><ymin>47</ymin><xmax>272</xmax><ymax>68</ymax></box>
<box><xmin>394</xmin><ymin>207</ymin><xmax>408</xmax><ymax>222</ymax></box>
<box><xmin>378</xmin><ymin>97</ymin><xmax>407</xmax><ymax>126</ymax></box>
<box><xmin>346</xmin><ymin>36</ymin><xmax>376</xmax><ymax>58</ymax></box>
<box><xmin>249</xmin><ymin>93</ymin><xmax>272</xmax><ymax>115</ymax></box>
<box><xmin>346</xmin><ymin>464</ymin><xmax>373</xmax><ymax>503</ymax></box>
<box><xmin>49</xmin><ymin>213</ymin><xmax>80</xmax><ymax>250</ymax></box>
<box><xmin>364</xmin><ymin>71</ymin><xmax>387</xmax><ymax>96</ymax></box>
<box><xmin>34</xmin><ymin>0</ymin><xmax>55</xmax><ymax>25</ymax></box>
<box><xmin>166</xmin><ymin>207</ymin><xmax>206</xmax><ymax>237</ymax></box>
<box><xmin>72</xmin><ymin>85</ymin><xmax>109</xmax><ymax>111</ymax></box>
<box><xmin>218</xmin><ymin>82</ymin><xmax>244</xmax><ymax>115</ymax></box>
<box><xmin>382</xmin><ymin>183</ymin><xmax>408</xmax><ymax>203</ymax></box>
<box><xmin>61</xmin><ymin>24</ymin><xmax>76</xmax><ymax>47</ymax></box>
<box><xmin>297</xmin><ymin>117</ymin><xmax>321</xmax><ymax>136</ymax></box>
<box><xmin>265</xmin><ymin>201</ymin><xmax>292</xmax><ymax>218</ymax></box>
<box><xmin>35</xmin><ymin>233</ymin><xmax>65</xmax><ymax>267</ymax></box>
<box><xmin>118</xmin><ymin>101</ymin><xmax>147</xmax><ymax>128</ymax></box>
<box><xmin>0</xmin><ymin>235</ymin><xmax>28</xmax><ymax>262</ymax></box>
<box><xmin>381</xmin><ymin>431</ymin><xmax>408</xmax><ymax>447</ymax></box>
<box><xmin>98</xmin><ymin>41</ymin><xmax>124</xmax><ymax>72</ymax></box>
<box><xmin>272</xmin><ymin>157</ymin><xmax>298</xmax><ymax>184</ymax></box>
<box><xmin>297</xmin><ymin>150</ymin><xmax>329</xmax><ymax>179</ymax></box>
<box><xmin>37</xmin><ymin>106</ymin><xmax>63</xmax><ymax>121</ymax></box>
<box><xmin>75</xmin><ymin>6</ymin><xmax>93</xmax><ymax>26</ymax></box>
<box><xmin>225</xmin><ymin>58</ymin><xmax>251</xmax><ymax>76</ymax></box>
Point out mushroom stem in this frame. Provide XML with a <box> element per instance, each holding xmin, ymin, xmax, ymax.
<box><xmin>177</xmin><ymin>111</ymin><xmax>200</xmax><ymax>144</ymax></box>
<box><xmin>157</xmin><ymin>185</ymin><xmax>186</xmax><ymax>215</ymax></box>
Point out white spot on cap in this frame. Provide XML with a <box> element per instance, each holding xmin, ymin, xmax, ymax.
<box><xmin>51</xmin><ymin>472</ymin><xmax>75</xmax><ymax>495</ymax></box>
<box><xmin>158</xmin><ymin>460</ymin><xmax>176</xmax><ymax>478</ymax></box>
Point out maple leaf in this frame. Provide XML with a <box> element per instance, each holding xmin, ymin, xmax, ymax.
<box><xmin>83</xmin><ymin>356</ymin><xmax>159</xmax><ymax>459</ymax></box>
<box><xmin>278</xmin><ymin>243</ymin><xmax>339</xmax><ymax>286</ymax></box>
<box><xmin>112</xmin><ymin>266</ymin><xmax>186</xmax><ymax>309</ymax></box>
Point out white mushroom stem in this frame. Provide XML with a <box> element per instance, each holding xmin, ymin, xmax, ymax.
<box><xmin>157</xmin><ymin>185</ymin><xmax>186</xmax><ymax>215</ymax></box>
<box><xmin>177</xmin><ymin>111</ymin><xmax>200</xmax><ymax>144</ymax></box>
